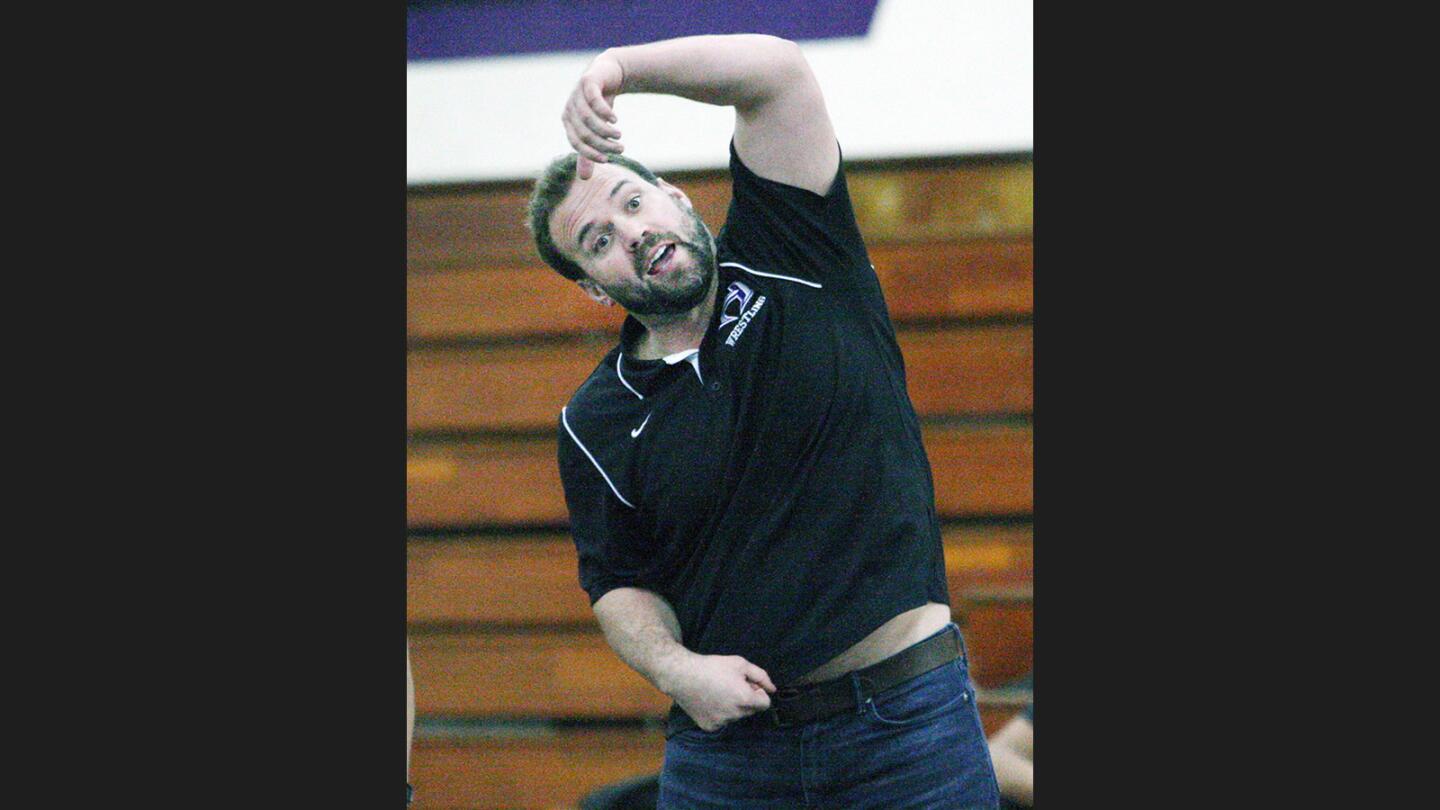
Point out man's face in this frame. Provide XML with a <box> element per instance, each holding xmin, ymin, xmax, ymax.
<box><xmin>549</xmin><ymin>162</ymin><xmax>715</xmax><ymax>316</ymax></box>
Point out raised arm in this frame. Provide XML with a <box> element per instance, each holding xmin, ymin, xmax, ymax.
<box><xmin>592</xmin><ymin>586</ymin><xmax>776</xmax><ymax>731</ymax></box>
<box><xmin>562</xmin><ymin>34</ymin><xmax>838</xmax><ymax>194</ymax></box>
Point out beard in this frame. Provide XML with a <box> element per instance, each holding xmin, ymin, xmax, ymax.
<box><xmin>596</xmin><ymin>208</ymin><xmax>716</xmax><ymax>317</ymax></box>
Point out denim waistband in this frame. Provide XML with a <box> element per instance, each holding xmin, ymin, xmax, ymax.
<box><xmin>665</xmin><ymin>621</ymin><xmax>967</xmax><ymax>737</ymax></box>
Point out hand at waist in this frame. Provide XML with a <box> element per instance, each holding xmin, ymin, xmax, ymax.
<box><xmin>665</xmin><ymin>653</ymin><xmax>778</xmax><ymax>732</ymax></box>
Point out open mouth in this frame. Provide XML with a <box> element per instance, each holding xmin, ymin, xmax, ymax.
<box><xmin>646</xmin><ymin>242</ymin><xmax>676</xmax><ymax>277</ymax></box>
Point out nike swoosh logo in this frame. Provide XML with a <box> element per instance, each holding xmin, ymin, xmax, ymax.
<box><xmin>631</xmin><ymin>412</ymin><xmax>652</xmax><ymax>438</ymax></box>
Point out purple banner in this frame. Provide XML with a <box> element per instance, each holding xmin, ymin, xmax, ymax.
<box><xmin>408</xmin><ymin>0</ymin><xmax>881</xmax><ymax>62</ymax></box>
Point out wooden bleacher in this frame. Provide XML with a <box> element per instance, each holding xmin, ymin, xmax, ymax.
<box><xmin>407</xmin><ymin>156</ymin><xmax>1032</xmax><ymax>809</ymax></box>
<box><xmin>406</xmin><ymin>424</ymin><xmax>1030</xmax><ymax>529</ymax></box>
<box><xmin>408</xmin><ymin>324</ymin><xmax>1031</xmax><ymax>432</ymax></box>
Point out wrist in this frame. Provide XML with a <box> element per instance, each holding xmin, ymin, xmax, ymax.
<box><xmin>653</xmin><ymin>646</ymin><xmax>699</xmax><ymax>698</ymax></box>
<box><xmin>598</xmin><ymin>48</ymin><xmax>628</xmax><ymax>95</ymax></box>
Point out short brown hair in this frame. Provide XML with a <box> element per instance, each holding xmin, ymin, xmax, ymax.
<box><xmin>526</xmin><ymin>153</ymin><xmax>660</xmax><ymax>281</ymax></box>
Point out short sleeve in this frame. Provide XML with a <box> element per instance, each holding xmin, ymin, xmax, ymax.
<box><xmin>557</xmin><ymin>417</ymin><xmax>658</xmax><ymax>605</ymax></box>
<box><xmin>717</xmin><ymin>140</ymin><xmax>881</xmax><ymax>299</ymax></box>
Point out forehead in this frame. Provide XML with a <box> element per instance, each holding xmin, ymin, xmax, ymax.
<box><xmin>550</xmin><ymin>163</ymin><xmax>652</xmax><ymax>254</ymax></box>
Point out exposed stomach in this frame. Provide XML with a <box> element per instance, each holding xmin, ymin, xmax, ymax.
<box><xmin>792</xmin><ymin>602</ymin><xmax>953</xmax><ymax>685</ymax></box>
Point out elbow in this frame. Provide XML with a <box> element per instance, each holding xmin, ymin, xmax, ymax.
<box><xmin>764</xmin><ymin>35</ymin><xmax>807</xmax><ymax>73</ymax></box>
<box><xmin>737</xmin><ymin>33</ymin><xmax>806</xmax><ymax>75</ymax></box>
<box><xmin>739</xmin><ymin>35</ymin><xmax>813</xmax><ymax>107</ymax></box>
<box><xmin>764</xmin><ymin>34</ymin><xmax>801</xmax><ymax>54</ymax></box>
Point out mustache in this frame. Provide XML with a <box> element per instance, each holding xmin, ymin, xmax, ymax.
<box><xmin>633</xmin><ymin>232</ymin><xmax>689</xmax><ymax>277</ymax></box>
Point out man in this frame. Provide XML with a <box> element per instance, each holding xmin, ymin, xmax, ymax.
<box><xmin>529</xmin><ymin>34</ymin><xmax>1000</xmax><ymax>807</ymax></box>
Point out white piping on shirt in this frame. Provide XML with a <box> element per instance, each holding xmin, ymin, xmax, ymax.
<box><xmin>720</xmin><ymin>261</ymin><xmax>823</xmax><ymax>289</ymax></box>
<box><xmin>560</xmin><ymin>406</ymin><xmax>635</xmax><ymax>509</ymax></box>
<box><xmin>616</xmin><ymin>354</ymin><xmax>645</xmax><ymax>400</ymax></box>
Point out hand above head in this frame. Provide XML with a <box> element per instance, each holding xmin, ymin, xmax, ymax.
<box><xmin>664</xmin><ymin>653</ymin><xmax>778</xmax><ymax>732</ymax></box>
<box><xmin>563</xmin><ymin>52</ymin><xmax>626</xmax><ymax>179</ymax></box>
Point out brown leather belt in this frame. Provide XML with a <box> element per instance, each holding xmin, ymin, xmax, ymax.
<box><xmin>664</xmin><ymin>624</ymin><xmax>962</xmax><ymax>737</ymax></box>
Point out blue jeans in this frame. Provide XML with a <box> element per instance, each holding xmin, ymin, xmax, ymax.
<box><xmin>658</xmin><ymin>625</ymin><xmax>1001</xmax><ymax>808</ymax></box>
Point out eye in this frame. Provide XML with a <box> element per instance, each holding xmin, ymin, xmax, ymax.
<box><xmin>594</xmin><ymin>234</ymin><xmax>610</xmax><ymax>252</ymax></box>
<box><xmin>627</xmin><ymin>195</ymin><xmax>641</xmax><ymax>211</ymax></box>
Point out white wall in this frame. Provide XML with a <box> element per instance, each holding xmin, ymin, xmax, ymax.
<box><xmin>407</xmin><ymin>0</ymin><xmax>1032</xmax><ymax>184</ymax></box>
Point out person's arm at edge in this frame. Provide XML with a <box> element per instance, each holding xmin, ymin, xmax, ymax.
<box><xmin>593</xmin><ymin>586</ymin><xmax>777</xmax><ymax>731</ymax></box>
<box><xmin>406</xmin><ymin>643</ymin><xmax>414</xmax><ymax>780</ymax></box>
<box><xmin>988</xmin><ymin>713</ymin><xmax>1034</xmax><ymax>805</ymax></box>
<box><xmin>563</xmin><ymin>34</ymin><xmax>838</xmax><ymax>195</ymax></box>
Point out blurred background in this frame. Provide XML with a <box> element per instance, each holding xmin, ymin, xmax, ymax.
<box><xmin>407</xmin><ymin>1</ymin><xmax>1033</xmax><ymax>807</ymax></box>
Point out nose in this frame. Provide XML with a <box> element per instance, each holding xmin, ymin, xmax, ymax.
<box><xmin>621</xmin><ymin>222</ymin><xmax>650</xmax><ymax>254</ymax></box>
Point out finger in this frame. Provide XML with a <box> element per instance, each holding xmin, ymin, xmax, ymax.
<box><xmin>577</xmin><ymin>154</ymin><xmax>594</xmax><ymax>180</ymax></box>
<box><xmin>562</xmin><ymin>118</ymin><xmax>608</xmax><ymax>168</ymax></box>
<box><xmin>560</xmin><ymin>114</ymin><xmax>582</xmax><ymax>152</ymax></box>
<box><xmin>584</xmin><ymin>114</ymin><xmax>622</xmax><ymax>142</ymax></box>
<box><xmin>742</xmin><ymin>689</ymin><xmax>772</xmax><ymax>712</ymax></box>
<box><xmin>572</xmin><ymin>118</ymin><xmax>624</xmax><ymax>155</ymax></box>
<box><xmin>578</xmin><ymin>104</ymin><xmax>621</xmax><ymax>140</ymax></box>
<box><xmin>564</xmin><ymin>110</ymin><xmax>619</xmax><ymax>156</ymax></box>
<box><xmin>745</xmin><ymin>665</ymin><xmax>777</xmax><ymax>693</ymax></box>
<box><xmin>584</xmin><ymin>80</ymin><xmax>617</xmax><ymax>123</ymax></box>
<box><xmin>566</xmin><ymin>94</ymin><xmax>623</xmax><ymax>152</ymax></box>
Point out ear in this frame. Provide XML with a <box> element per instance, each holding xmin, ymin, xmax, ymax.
<box><xmin>656</xmin><ymin>177</ymin><xmax>694</xmax><ymax>211</ymax></box>
<box><xmin>576</xmin><ymin>279</ymin><xmax>615</xmax><ymax>307</ymax></box>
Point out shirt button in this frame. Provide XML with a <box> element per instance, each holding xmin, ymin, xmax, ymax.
<box><xmin>709</xmin><ymin>381</ymin><xmax>721</xmax><ymax>391</ymax></box>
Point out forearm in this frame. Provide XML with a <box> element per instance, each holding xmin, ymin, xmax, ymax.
<box><xmin>606</xmin><ymin>34</ymin><xmax>804</xmax><ymax>112</ymax></box>
<box><xmin>593</xmin><ymin>587</ymin><xmax>776</xmax><ymax>730</ymax></box>
<box><xmin>562</xmin><ymin>33</ymin><xmax>829</xmax><ymax>184</ymax></box>
<box><xmin>406</xmin><ymin>645</ymin><xmax>414</xmax><ymax>778</ymax></box>
<box><xmin>592</xmin><ymin>587</ymin><xmax>694</xmax><ymax>697</ymax></box>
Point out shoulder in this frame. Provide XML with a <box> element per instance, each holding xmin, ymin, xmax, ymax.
<box><xmin>560</xmin><ymin>350</ymin><xmax>622</xmax><ymax>435</ymax></box>
<box><xmin>558</xmin><ymin>346</ymin><xmax>653</xmax><ymax>460</ymax></box>
<box><xmin>714</xmin><ymin>255</ymin><xmax>826</xmax><ymax>295</ymax></box>
<box><xmin>565</xmin><ymin>350</ymin><xmax>621</xmax><ymax>411</ymax></box>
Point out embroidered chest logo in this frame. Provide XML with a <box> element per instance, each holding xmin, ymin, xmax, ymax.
<box><xmin>719</xmin><ymin>281</ymin><xmax>753</xmax><ymax>329</ymax></box>
<box><xmin>724</xmin><ymin>293</ymin><xmax>766</xmax><ymax>347</ymax></box>
<box><xmin>719</xmin><ymin>280</ymin><xmax>767</xmax><ymax>347</ymax></box>
<box><xmin>630</xmin><ymin>411</ymin><xmax>652</xmax><ymax>438</ymax></box>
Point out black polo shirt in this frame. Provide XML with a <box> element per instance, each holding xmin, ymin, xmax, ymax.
<box><xmin>558</xmin><ymin>142</ymin><xmax>949</xmax><ymax>687</ymax></box>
